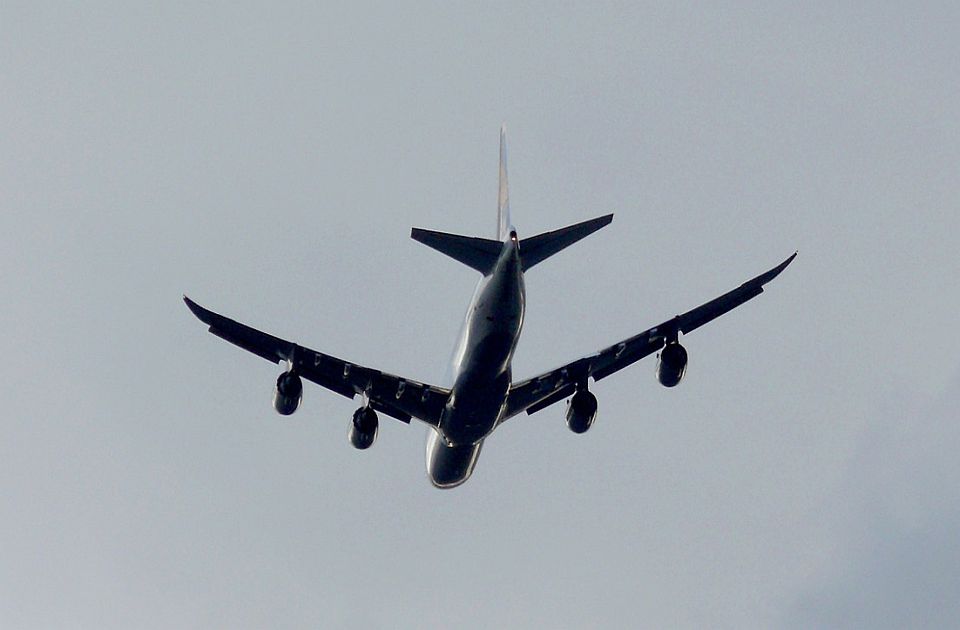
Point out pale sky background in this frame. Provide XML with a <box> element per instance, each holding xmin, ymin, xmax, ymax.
<box><xmin>3</xmin><ymin>2</ymin><xmax>959</xmax><ymax>628</ymax></box>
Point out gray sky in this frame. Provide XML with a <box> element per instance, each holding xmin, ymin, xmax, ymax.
<box><xmin>3</xmin><ymin>2</ymin><xmax>959</xmax><ymax>628</ymax></box>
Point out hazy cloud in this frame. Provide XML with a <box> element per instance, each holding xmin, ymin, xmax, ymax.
<box><xmin>785</xmin><ymin>375</ymin><xmax>960</xmax><ymax>629</ymax></box>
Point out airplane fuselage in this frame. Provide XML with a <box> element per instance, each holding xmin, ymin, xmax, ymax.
<box><xmin>426</xmin><ymin>231</ymin><xmax>525</xmax><ymax>487</ymax></box>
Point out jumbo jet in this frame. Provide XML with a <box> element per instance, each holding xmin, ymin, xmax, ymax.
<box><xmin>184</xmin><ymin>128</ymin><xmax>795</xmax><ymax>488</ymax></box>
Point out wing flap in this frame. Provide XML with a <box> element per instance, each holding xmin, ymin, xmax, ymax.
<box><xmin>502</xmin><ymin>252</ymin><xmax>796</xmax><ymax>420</ymax></box>
<box><xmin>289</xmin><ymin>347</ymin><xmax>360</xmax><ymax>399</ymax></box>
<box><xmin>590</xmin><ymin>330</ymin><xmax>665</xmax><ymax>381</ymax></box>
<box><xmin>185</xmin><ymin>296</ymin><xmax>293</xmax><ymax>363</ymax></box>
<box><xmin>184</xmin><ymin>297</ymin><xmax>449</xmax><ymax>427</ymax></box>
<box><xmin>525</xmin><ymin>383</ymin><xmax>576</xmax><ymax>416</ymax></box>
<box><xmin>678</xmin><ymin>252</ymin><xmax>796</xmax><ymax>335</ymax></box>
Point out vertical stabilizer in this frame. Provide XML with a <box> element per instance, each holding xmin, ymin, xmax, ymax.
<box><xmin>498</xmin><ymin>125</ymin><xmax>511</xmax><ymax>241</ymax></box>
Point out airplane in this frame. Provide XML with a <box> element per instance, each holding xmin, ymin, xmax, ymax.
<box><xmin>184</xmin><ymin>127</ymin><xmax>796</xmax><ymax>489</ymax></box>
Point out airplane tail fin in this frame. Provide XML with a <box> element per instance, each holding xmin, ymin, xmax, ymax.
<box><xmin>518</xmin><ymin>214</ymin><xmax>614</xmax><ymax>272</ymax></box>
<box><xmin>498</xmin><ymin>125</ymin><xmax>511</xmax><ymax>241</ymax></box>
<box><xmin>411</xmin><ymin>128</ymin><xmax>612</xmax><ymax>275</ymax></box>
<box><xmin>410</xmin><ymin>214</ymin><xmax>614</xmax><ymax>275</ymax></box>
<box><xmin>410</xmin><ymin>126</ymin><xmax>513</xmax><ymax>276</ymax></box>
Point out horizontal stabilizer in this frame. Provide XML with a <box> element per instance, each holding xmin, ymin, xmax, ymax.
<box><xmin>520</xmin><ymin>213</ymin><xmax>614</xmax><ymax>271</ymax></box>
<box><xmin>411</xmin><ymin>228</ymin><xmax>503</xmax><ymax>275</ymax></box>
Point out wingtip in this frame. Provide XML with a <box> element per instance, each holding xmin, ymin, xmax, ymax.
<box><xmin>588</xmin><ymin>213</ymin><xmax>614</xmax><ymax>229</ymax></box>
<box><xmin>758</xmin><ymin>251</ymin><xmax>798</xmax><ymax>285</ymax></box>
<box><xmin>183</xmin><ymin>295</ymin><xmax>210</xmax><ymax>323</ymax></box>
<box><xmin>773</xmin><ymin>250</ymin><xmax>798</xmax><ymax>272</ymax></box>
<box><xmin>745</xmin><ymin>251</ymin><xmax>798</xmax><ymax>288</ymax></box>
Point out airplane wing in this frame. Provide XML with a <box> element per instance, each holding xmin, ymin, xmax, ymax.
<box><xmin>183</xmin><ymin>297</ymin><xmax>449</xmax><ymax>426</ymax></box>
<box><xmin>502</xmin><ymin>252</ymin><xmax>797</xmax><ymax>420</ymax></box>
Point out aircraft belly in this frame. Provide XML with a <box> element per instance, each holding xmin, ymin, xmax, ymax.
<box><xmin>426</xmin><ymin>429</ymin><xmax>484</xmax><ymax>489</ymax></box>
<box><xmin>428</xmin><ymin>232</ymin><xmax>525</xmax><ymax>485</ymax></box>
<box><xmin>439</xmin><ymin>372</ymin><xmax>508</xmax><ymax>445</ymax></box>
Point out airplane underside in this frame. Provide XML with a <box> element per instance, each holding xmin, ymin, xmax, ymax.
<box><xmin>183</xmin><ymin>127</ymin><xmax>795</xmax><ymax>489</ymax></box>
<box><xmin>426</xmin><ymin>430</ymin><xmax>484</xmax><ymax>489</ymax></box>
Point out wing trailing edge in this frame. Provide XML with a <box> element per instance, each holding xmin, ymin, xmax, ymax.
<box><xmin>183</xmin><ymin>296</ymin><xmax>450</xmax><ymax>426</ymax></box>
<box><xmin>501</xmin><ymin>251</ymin><xmax>797</xmax><ymax>420</ymax></box>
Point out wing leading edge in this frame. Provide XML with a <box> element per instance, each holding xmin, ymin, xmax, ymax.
<box><xmin>183</xmin><ymin>297</ymin><xmax>449</xmax><ymax>426</ymax></box>
<box><xmin>502</xmin><ymin>252</ymin><xmax>797</xmax><ymax>420</ymax></box>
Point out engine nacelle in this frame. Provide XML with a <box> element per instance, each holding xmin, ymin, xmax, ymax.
<box><xmin>657</xmin><ymin>342</ymin><xmax>688</xmax><ymax>387</ymax></box>
<box><xmin>273</xmin><ymin>371</ymin><xmax>303</xmax><ymax>415</ymax></box>
<box><xmin>349</xmin><ymin>407</ymin><xmax>379</xmax><ymax>450</ymax></box>
<box><xmin>566</xmin><ymin>390</ymin><xmax>598</xmax><ymax>434</ymax></box>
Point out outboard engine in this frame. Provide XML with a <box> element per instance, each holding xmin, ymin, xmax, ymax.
<box><xmin>273</xmin><ymin>371</ymin><xmax>303</xmax><ymax>415</ymax></box>
<box><xmin>657</xmin><ymin>342</ymin><xmax>688</xmax><ymax>387</ymax></box>
<box><xmin>349</xmin><ymin>407</ymin><xmax>379</xmax><ymax>449</ymax></box>
<box><xmin>566</xmin><ymin>390</ymin><xmax>598</xmax><ymax>434</ymax></box>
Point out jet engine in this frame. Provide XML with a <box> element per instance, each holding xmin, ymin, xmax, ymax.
<box><xmin>657</xmin><ymin>342</ymin><xmax>688</xmax><ymax>388</ymax></box>
<box><xmin>566</xmin><ymin>390</ymin><xmax>598</xmax><ymax>434</ymax></box>
<box><xmin>273</xmin><ymin>371</ymin><xmax>303</xmax><ymax>415</ymax></box>
<box><xmin>349</xmin><ymin>407</ymin><xmax>379</xmax><ymax>450</ymax></box>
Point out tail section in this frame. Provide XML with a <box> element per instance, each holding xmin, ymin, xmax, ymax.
<box><xmin>498</xmin><ymin>125</ymin><xmax>511</xmax><ymax>241</ymax></box>
<box><xmin>518</xmin><ymin>214</ymin><xmax>613</xmax><ymax>271</ymax></box>
<box><xmin>411</xmin><ymin>127</ymin><xmax>613</xmax><ymax>275</ymax></box>
<box><xmin>411</xmin><ymin>228</ymin><xmax>502</xmax><ymax>275</ymax></box>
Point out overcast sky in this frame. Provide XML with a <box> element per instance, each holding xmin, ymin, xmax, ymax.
<box><xmin>3</xmin><ymin>2</ymin><xmax>959</xmax><ymax>628</ymax></box>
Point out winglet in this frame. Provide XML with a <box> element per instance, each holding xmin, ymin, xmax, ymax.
<box><xmin>183</xmin><ymin>295</ymin><xmax>294</xmax><ymax>363</ymax></box>
<box><xmin>676</xmin><ymin>251</ymin><xmax>798</xmax><ymax>335</ymax></box>
<box><xmin>183</xmin><ymin>295</ymin><xmax>212</xmax><ymax>324</ymax></box>
<box><xmin>752</xmin><ymin>251</ymin><xmax>797</xmax><ymax>286</ymax></box>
